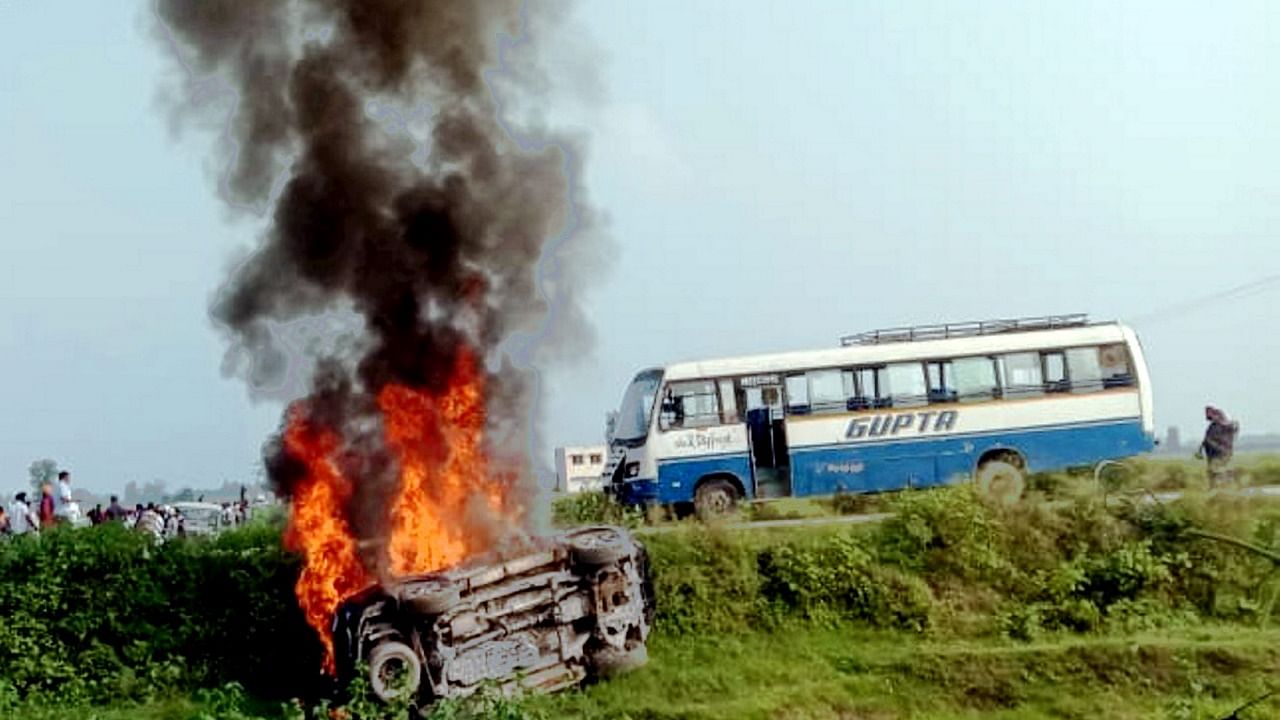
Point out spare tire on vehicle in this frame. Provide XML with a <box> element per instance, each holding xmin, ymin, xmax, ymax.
<box><xmin>568</xmin><ymin>526</ymin><xmax>629</xmax><ymax>566</ymax></box>
<box><xmin>367</xmin><ymin>640</ymin><xmax>422</xmax><ymax>703</ymax></box>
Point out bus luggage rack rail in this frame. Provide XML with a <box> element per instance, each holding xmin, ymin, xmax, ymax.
<box><xmin>841</xmin><ymin>314</ymin><xmax>1090</xmax><ymax>346</ymax></box>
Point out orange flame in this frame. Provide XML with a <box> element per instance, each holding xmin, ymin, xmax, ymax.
<box><xmin>282</xmin><ymin>347</ymin><xmax>515</xmax><ymax>672</ymax></box>
<box><xmin>281</xmin><ymin>411</ymin><xmax>370</xmax><ymax>674</ymax></box>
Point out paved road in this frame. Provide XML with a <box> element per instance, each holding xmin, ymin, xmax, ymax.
<box><xmin>637</xmin><ymin>511</ymin><xmax>893</xmax><ymax>534</ymax></box>
<box><xmin>636</xmin><ymin>484</ymin><xmax>1280</xmax><ymax>535</ymax></box>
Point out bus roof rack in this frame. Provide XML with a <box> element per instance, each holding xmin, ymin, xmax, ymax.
<box><xmin>840</xmin><ymin>313</ymin><xmax>1091</xmax><ymax>347</ymax></box>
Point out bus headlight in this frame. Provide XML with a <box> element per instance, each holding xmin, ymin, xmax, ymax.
<box><xmin>624</xmin><ymin>462</ymin><xmax>640</xmax><ymax>478</ymax></box>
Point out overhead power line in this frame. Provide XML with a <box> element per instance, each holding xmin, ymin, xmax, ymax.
<box><xmin>1129</xmin><ymin>273</ymin><xmax>1280</xmax><ymax>326</ymax></box>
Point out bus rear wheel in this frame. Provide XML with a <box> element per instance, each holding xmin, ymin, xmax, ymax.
<box><xmin>694</xmin><ymin>478</ymin><xmax>739</xmax><ymax>521</ymax></box>
<box><xmin>976</xmin><ymin>457</ymin><xmax>1025</xmax><ymax>505</ymax></box>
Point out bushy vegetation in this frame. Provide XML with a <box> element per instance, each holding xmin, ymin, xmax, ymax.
<box><xmin>550</xmin><ymin>491</ymin><xmax>644</xmax><ymax>529</ymax></box>
<box><xmin>1030</xmin><ymin>453</ymin><xmax>1280</xmax><ymax>496</ymax></box>
<box><xmin>643</xmin><ymin>486</ymin><xmax>1280</xmax><ymax>642</ymax></box>
<box><xmin>5</xmin><ymin>469</ymin><xmax>1280</xmax><ymax>718</ymax></box>
<box><xmin>0</xmin><ymin>520</ymin><xmax>320</xmax><ymax>711</ymax></box>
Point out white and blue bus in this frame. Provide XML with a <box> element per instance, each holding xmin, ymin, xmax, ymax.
<box><xmin>603</xmin><ymin>315</ymin><xmax>1154</xmax><ymax>516</ymax></box>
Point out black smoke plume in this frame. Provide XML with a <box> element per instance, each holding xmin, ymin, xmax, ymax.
<box><xmin>157</xmin><ymin>0</ymin><xmax>597</xmax><ymax>555</ymax></box>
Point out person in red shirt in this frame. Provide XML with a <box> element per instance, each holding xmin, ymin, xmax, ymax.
<box><xmin>38</xmin><ymin>484</ymin><xmax>56</xmax><ymax>529</ymax></box>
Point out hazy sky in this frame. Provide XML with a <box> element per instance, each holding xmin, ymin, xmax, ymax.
<box><xmin>2</xmin><ymin>1</ymin><xmax>1277</xmax><ymax>495</ymax></box>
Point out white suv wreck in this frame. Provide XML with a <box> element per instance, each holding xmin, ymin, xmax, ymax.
<box><xmin>332</xmin><ymin>525</ymin><xmax>655</xmax><ymax>705</ymax></box>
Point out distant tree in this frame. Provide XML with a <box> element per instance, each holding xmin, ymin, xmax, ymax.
<box><xmin>168</xmin><ymin>488</ymin><xmax>197</xmax><ymax>503</ymax></box>
<box><xmin>123</xmin><ymin>481</ymin><xmax>140</xmax><ymax>504</ymax></box>
<box><xmin>141</xmin><ymin>479</ymin><xmax>167</xmax><ymax>501</ymax></box>
<box><xmin>28</xmin><ymin>458</ymin><xmax>59</xmax><ymax>492</ymax></box>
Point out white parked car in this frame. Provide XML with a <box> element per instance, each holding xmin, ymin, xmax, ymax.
<box><xmin>170</xmin><ymin>502</ymin><xmax>228</xmax><ymax>537</ymax></box>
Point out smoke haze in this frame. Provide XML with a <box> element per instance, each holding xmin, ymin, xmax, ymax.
<box><xmin>157</xmin><ymin>0</ymin><xmax>600</xmax><ymax>563</ymax></box>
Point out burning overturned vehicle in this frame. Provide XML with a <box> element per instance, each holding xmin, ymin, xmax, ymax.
<box><xmin>156</xmin><ymin>0</ymin><xmax>644</xmax><ymax>708</ymax></box>
<box><xmin>332</xmin><ymin>526</ymin><xmax>654</xmax><ymax>705</ymax></box>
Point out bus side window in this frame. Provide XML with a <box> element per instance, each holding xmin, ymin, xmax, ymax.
<box><xmin>1000</xmin><ymin>352</ymin><xmax>1044</xmax><ymax>398</ymax></box>
<box><xmin>658</xmin><ymin>388</ymin><xmax>680</xmax><ymax>430</ymax></box>
<box><xmin>1041</xmin><ymin>351</ymin><xmax>1068</xmax><ymax>393</ymax></box>
<box><xmin>1066</xmin><ymin>347</ymin><xmax>1104</xmax><ymax>394</ymax></box>
<box><xmin>784</xmin><ymin>374</ymin><xmax>810</xmax><ymax>415</ymax></box>
<box><xmin>926</xmin><ymin>361</ymin><xmax>957</xmax><ymax>403</ymax></box>
<box><xmin>719</xmin><ymin>379</ymin><xmax>742</xmax><ymax>423</ymax></box>
<box><xmin>951</xmin><ymin>356</ymin><xmax>998</xmax><ymax>403</ymax></box>
<box><xmin>851</xmin><ymin>366</ymin><xmax>887</xmax><ymax>410</ymax></box>
<box><xmin>806</xmin><ymin>369</ymin><xmax>846</xmax><ymax>413</ymax></box>
<box><xmin>885</xmin><ymin>362</ymin><xmax>928</xmax><ymax>408</ymax></box>
<box><xmin>659</xmin><ymin>380</ymin><xmax>720</xmax><ymax>430</ymax></box>
<box><xmin>1099</xmin><ymin>344</ymin><xmax>1134</xmax><ymax>388</ymax></box>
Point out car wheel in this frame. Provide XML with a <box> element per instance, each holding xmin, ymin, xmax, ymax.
<box><xmin>367</xmin><ymin>640</ymin><xmax>421</xmax><ymax>703</ymax></box>
<box><xmin>569</xmin><ymin>527</ymin><xmax>630</xmax><ymax>566</ymax></box>
<box><xmin>590</xmin><ymin>643</ymin><xmax>649</xmax><ymax>678</ymax></box>
<box><xmin>402</xmin><ymin>577</ymin><xmax>461</xmax><ymax>616</ymax></box>
<box><xmin>694</xmin><ymin>478</ymin><xmax>738</xmax><ymax>521</ymax></box>
<box><xmin>976</xmin><ymin>459</ymin><xmax>1025</xmax><ymax>505</ymax></box>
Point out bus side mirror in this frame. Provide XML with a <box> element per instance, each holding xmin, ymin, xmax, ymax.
<box><xmin>605</xmin><ymin>411</ymin><xmax>618</xmax><ymax>442</ymax></box>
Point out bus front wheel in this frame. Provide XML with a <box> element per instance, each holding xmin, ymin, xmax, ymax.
<box><xmin>694</xmin><ymin>478</ymin><xmax>739</xmax><ymax>521</ymax></box>
<box><xmin>976</xmin><ymin>457</ymin><xmax>1025</xmax><ymax>505</ymax></box>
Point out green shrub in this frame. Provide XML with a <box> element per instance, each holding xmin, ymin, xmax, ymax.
<box><xmin>1026</xmin><ymin>470</ymin><xmax>1076</xmax><ymax>496</ymax></box>
<box><xmin>758</xmin><ymin>533</ymin><xmax>932</xmax><ymax>630</ymax></box>
<box><xmin>1244</xmin><ymin>458</ymin><xmax>1280</xmax><ymax>487</ymax></box>
<box><xmin>1129</xmin><ymin>493</ymin><xmax>1280</xmax><ymax>622</ymax></box>
<box><xmin>642</xmin><ymin>528</ymin><xmax>762</xmax><ymax>634</ymax></box>
<box><xmin>875</xmin><ymin>487</ymin><xmax>1009</xmax><ymax>584</ymax></box>
<box><xmin>825</xmin><ymin>491</ymin><xmax>884</xmax><ymax>516</ymax></box>
<box><xmin>0</xmin><ymin>523</ymin><xmax>317</xmax><ymax>705</ymax></box>
<box><xmin>744</xmin><ymin>502</ymin><xmax>804</xmax><ymax>522</ymax></box>
<box><xmin>1148</xmin><ymin>461</ymin><xmax>1195</xmax><ymax>490</ymax></box>
<box><xmin>550</xmin><ymin>491</ymin><xmax>643</xmax><ymax>528</ymax></box>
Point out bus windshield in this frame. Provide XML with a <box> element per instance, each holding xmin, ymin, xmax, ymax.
<box><xmin>613</xmin><ymin>369</ymin><xmax>662</xmax><ymax>442</ymax></box>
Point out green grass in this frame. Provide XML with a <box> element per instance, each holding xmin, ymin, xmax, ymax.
<box><xmin>30</xmin><ymin>624</ymin><xmax>1280</xmax><ymax>720</ymax></box>
<box><xmin>531</xmin><ymin>624</ymin><xmax>1280</xmax><ymax>720</ymax></box>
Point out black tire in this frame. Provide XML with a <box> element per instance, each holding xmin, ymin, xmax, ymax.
<box><xmin>590</xmin><ymin>643</ymin><xmax>649</xmax><ymax>678</ymax></box>
<box><xmin>976</xmin><ymin>458</ymin><xmax>1026</xmax><ymax>505</ymax></box>
<box><xmin>569</xmin><ymin>527</ymin><xmax>630</xmax><ymax>566</ymax></box>
<box><xmin>367</xmin><ymin>640</ymin><xmax>422</xmax><ymax>703</ymax></box>
<box><xmin>694</xmin><ymin>478</ymin><xmax>739</xmax><ymax>520</ymax></box>
<box><xmin>1094</xmin><ymin>459</ymin><xmax>1134</xmax><ymax>494</ymax></box>
<box><xmin>401</xmin><ymin>576</ymin><xmax>461</xmax><ymax>616</ymax></box>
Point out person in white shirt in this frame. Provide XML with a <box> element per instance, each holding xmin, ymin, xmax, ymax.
<box><xmin>53</xmin><ymin>471</ymin><xmax>80</xmax><ymax>524</ymax></box>
<box><xmin>7</xmin><ymin>492</ymin><xmax>38</xmax><ymax>535</ymax></box>
<box><xmin>136</xmin><ymin>503</ymin><xmax>165</xmax><ymax>542</ymax></box>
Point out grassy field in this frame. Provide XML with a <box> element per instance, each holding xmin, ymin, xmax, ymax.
<box><xmin>18</xmin><ymin>624</ymin><xmax>1280</xmax><ymax>720</ymax></box>
<box><xmin>530</xmin><ymin>624</ymin><xmax>1280</xmax><ymax>720</ymax></box>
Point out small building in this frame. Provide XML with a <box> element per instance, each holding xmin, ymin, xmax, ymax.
<box><xmin>554</xmin><ymin>445</ymin><xmax>607</xmax><ymax>494</ymax></box>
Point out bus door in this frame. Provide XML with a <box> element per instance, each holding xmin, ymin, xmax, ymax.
<box><xmin>743</xmin><ymin>380</ymin><xmax>790</xmax><ymax>498</ymax></box>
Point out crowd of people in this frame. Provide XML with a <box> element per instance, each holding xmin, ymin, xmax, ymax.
<box><xmin>0</xmin><ymin>470</ymin><xmax>260</xmax><ymax>540</ymax></box>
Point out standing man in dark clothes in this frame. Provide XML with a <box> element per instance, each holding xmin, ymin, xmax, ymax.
<box><xmin>1197</xmin><ymin>405</ymin><xmax>1240</xmax><ymax>488</ymax></box>
<box><xmin>105</xmin><ymin>496</ymin><xmax>126</xmax><ymax>522</ymax></box>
